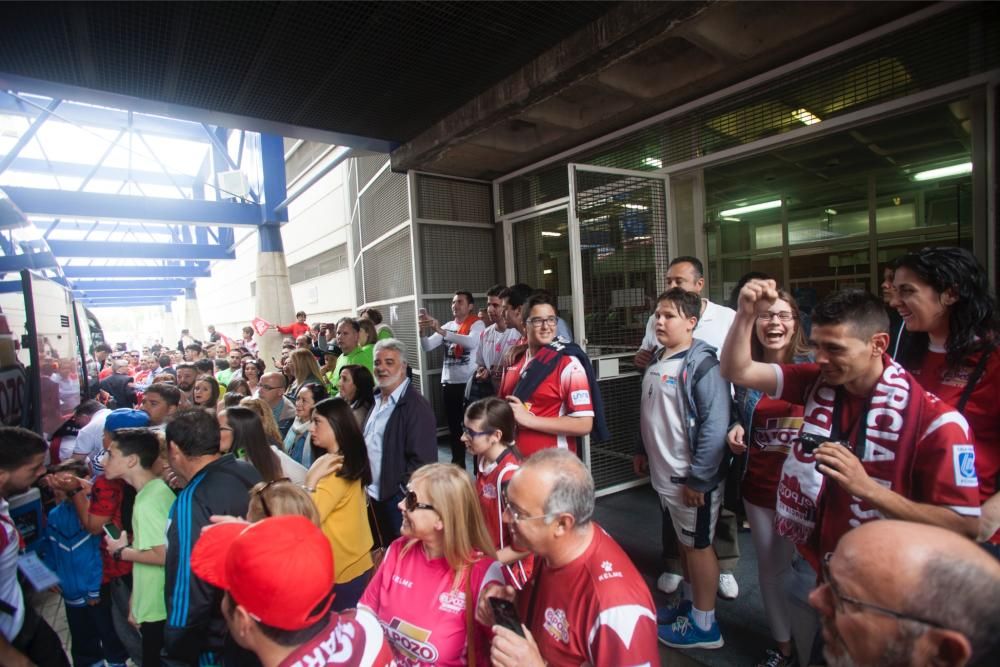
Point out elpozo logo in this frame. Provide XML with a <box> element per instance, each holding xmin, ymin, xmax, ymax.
<box><xmin>385</xmin><ymin>617</ymin><xmax>439</xmax><ymax>663</ymax></box>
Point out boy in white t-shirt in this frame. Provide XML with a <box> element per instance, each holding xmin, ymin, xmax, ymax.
<box><xmin>637</xmin><ymin>289</ymin><xmax>732</xmax><ymax>650</ymax></box>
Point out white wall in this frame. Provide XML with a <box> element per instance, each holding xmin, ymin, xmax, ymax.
<box><xmin>191</xmin><ymin>155</ymin><xmax>356</xmax><ymax>341</ymax></box>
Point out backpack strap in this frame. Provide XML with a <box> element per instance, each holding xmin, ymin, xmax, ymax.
<box><xmin>691</xmin><ymin>356</ymin><xmax>719</xmax><ymax>388</ymax></box>
<box><xmin>957</xmin><ymin>348</ymin><xmax>993</xmax><ymax>413</ymax></box>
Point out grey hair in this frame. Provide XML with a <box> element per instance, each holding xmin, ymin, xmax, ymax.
<box><xmin>903</xmin><ymin>556</ymin><xmax>1000</xmax><ymax>666</ymax></box>
<box><xmin>373</xmin><ymin>338</ymin><xmax>408</xmax><ymax>363</ymax></box>
<box><xmin>524</xmin><ymin>448</ymin><xmax>594</xmax><ymax>527</ymax></box>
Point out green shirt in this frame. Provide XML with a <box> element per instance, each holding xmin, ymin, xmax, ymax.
<box><xmin>330</xmin><ymin>345</ymin><xmax>374</xmax><ymax>396</ymax></box>
<box><xmin>131</xmin><ymin>478</ymin><xmax>175</xmax><ymax>623</ymax></box>
<box><xmin>215</xmin><ymin>369</ymin><xmax>234</xmax><ymax>389</ymax></box>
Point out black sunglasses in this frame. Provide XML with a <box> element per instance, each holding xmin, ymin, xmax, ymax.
<box><xmin>254</xmin><ymin>477</ymin><xmax>292</xmax><ymax>517</ymax></box>
<box><xmin>399</xmin><ymin>483</ymin><xmax>435</xmax><ymax>513</ymax></box>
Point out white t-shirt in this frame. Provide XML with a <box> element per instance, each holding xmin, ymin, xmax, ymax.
<box><xmin>640</xmin><ymin>350</ymin><xmax>690</xmax><ymax>492</ymax></box>
<box><xmin>421</xmin><ymin>318</ymin><xmax>485</xmax><ymax>384</ymax></box>
<box><xmin>0</xmin><ymin>500</ymin><xmax>24</xmax><ymax>641</ymax></box>
<box><xmin>642</xmin><ymin>298</ymin><xmax>735</xmax><ymax>354</ymax></box>
<box><xmin>476</xmin><ymin>325</ymin><xmax>522</xmax><ymax>374</ymax></box>
<box><xmin>73</xmin><ymin>408</ymin><xmax>111</xmax><ymax>461</ymax></box>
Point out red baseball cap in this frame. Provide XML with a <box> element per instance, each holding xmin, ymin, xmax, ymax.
<box><xmin>190</xmin><ymin>516</ymin><xmax>334</xmax><ymax>631</ymax></box>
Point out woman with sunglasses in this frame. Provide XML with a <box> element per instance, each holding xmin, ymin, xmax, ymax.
<box><xmin>462</xmin><ymin>397</ymin><xmax>533</xmax><ymax>589</ymax></box>
<box><xmin>727</xmin><ymin>288</ymin><xmax>811</xmax><ymax>667</ymax></box>
<box><xmin>284</xmin><ymin>382</ymin><xmax>328</xmax><ymax>467</ymax></box>
<box><xmin>891</xmin><ymin>247</ymin><xmax>1000</xmax><ymax>544</ymax></box>
<box><xmin>247</xmin><ymin>478</ymin><xmax>320</xmax><ymax>525</ymax></box>
<box><xmin>303</xmin><ymin>397</ymin><xmax>375</xmax><ymax>611</ymax></box>
<box><xmin>218</xmin><ymin>406</ymin><xmax>305</xmax><ymax>484</ymax></box>
<box><xmin>360</xmin><ymin>463</ymin><xmax>502</xmax><ymax>666</ymax></box>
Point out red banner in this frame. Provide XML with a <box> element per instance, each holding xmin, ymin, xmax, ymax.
<box><xmin>251</xmin><ymin>317</ymin><xmax>271</xmax><ymax>337</ymax></box>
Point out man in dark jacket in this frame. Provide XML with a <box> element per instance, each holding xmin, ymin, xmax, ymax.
<box><xmin>99</xmin><ymin>359</ymin><xmax>136</xmax><ymax>409</ymax></box>
<box><xmin>162</xmin><ymin>409</ymin><xmax>261</xmax><ymax>667</ymax></box>
<box><xmin>363</xmin><ymin>338</ymin><xmax>437</xmax><ymax>541</ymax></box>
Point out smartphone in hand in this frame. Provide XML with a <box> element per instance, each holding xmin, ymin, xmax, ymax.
<box><xmin>103</xmin><ymin>522</ymin><xmax>122</xmax><ymax>541</ymax></box>
<box><xmin>489</xmin><ymin>597</ymin><xmax>525</xmax><ymax>637</ymax></box>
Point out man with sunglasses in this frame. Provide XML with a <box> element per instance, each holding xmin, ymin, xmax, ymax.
<box><xmin>810</xmin><ymin>520</ymin><xmax>1000</xmax><ymax>667</ymax></box>
<box><xmin>162</xmin><ymin>410</ymin><xmax>261</xmax><ymax>667</ymax></box>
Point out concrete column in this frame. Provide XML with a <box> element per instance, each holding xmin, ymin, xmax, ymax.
<box><xmin>183</xmin><ymin>287</ymin><xmax>204</xmax><ymax>342</ymax></box>
<box><xmin>256</xmin><ymin>133</ymin><xmax>293</xmax><ymax>369</ymax></box>
<box><xmin>161</xmin><ymin>302</ymin><xmax>176</xmax><ymax>348</ymax></box>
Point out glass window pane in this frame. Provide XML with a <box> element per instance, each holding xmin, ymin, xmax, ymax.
<box><xmin>512</xmin><ymin>209</ymin><xmax>572</xmax><ymax>333</ymax></box>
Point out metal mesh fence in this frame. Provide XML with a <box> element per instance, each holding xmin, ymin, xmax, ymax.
<box><xmin>362</xmin><ymin>228</ymin><xmax>414</xmax><ymax>304</ymax></box>
<box><xmin>590</xmin><ymin>376</ymin><xmax>643</xmax><ymax>491</ymax></box>
<box><xmin>500</xmin><ymin>3</ymin><xmax>1000</xmax><ymax>216</ymax></box>
<box><xmin>416</xmin><ymin>174</ymin><xmax>492</xmax><ymax>224</ymax></box>
<box><xmin>376</xmin><ymin>298</ymin><xmax>420</xmax><ymax>370</ymax></box>
<box><xmin>353</xmin><ymin>255</ymin><xmax>365</xmax><ymax>307</ymax></box>
<box><xmin>347</xmin><ymin>159</ymin><xmax>358</xmax><ymax>217</ymax></box>
<box><xmin>418</xmin><ymin>224</ymin><xmax>498</xmax><ymax>295</ymax></box>
<box><xmin>351</xmin><ymin>207</ymin><xmax>361</xmax><ymax>261</ymax></box>
<box><xmin>356</xmin><ymin>154</ymin><xmax>389</xmax><ymax>192</ymax></box>
<box><xmin>574</xmin><ymin>169</ymin><xmax>668</xmax><ymax>356</ymax></box>
<box><xmin>359</xmin><ymin>170</ymin><xmax>409</xmax><ymax>247</ymax></box>
<box><xmin>511</xmin><ymin>208</ymin><xmax>574</xmax><ymax>332</ymax></box>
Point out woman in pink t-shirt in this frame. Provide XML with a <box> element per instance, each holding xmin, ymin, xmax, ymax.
<box><xmin>359</xmin><ymin>463</ymin><xmax>503</xmax><ymax>666</ymax></box>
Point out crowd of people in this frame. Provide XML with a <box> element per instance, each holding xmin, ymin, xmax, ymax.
<box><xmin>2</xmin><ymin>246</ymin><xmax>1000</xmax><ymax>666</ymax></box>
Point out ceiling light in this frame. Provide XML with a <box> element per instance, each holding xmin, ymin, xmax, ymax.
<box><xmin>791</xmin><ymin>108</ymin><xmax>821</xmax><ymax>125</ymax></box>
<box><xmin>824</xmin><ymin>208</ymin><xmax>837</xmax><ymax>215</ymax></box>
<box><xmin>719</xmin><ymin>200</ymin><xmax>782</xmax><ymax>217</ymax></box>
<box><xmin>543</xmin><ymin>269</ymin><xmax>553</xmax><ymax>275</ymax></box>
<box><xmin>912</xmin><ymin>162</ymin><xmax>972</xmax><ymax>181</ymax></box>
<box><xmin>541</xmin><ymin>231</ymin><xmax>562</xmax><ymax>237</ymax></box>
<box><xmin>642</xmin><ymin>157</ymin><xmax>663</xmax><ymax>169</ymax></box>
<box><xmin>623</xmin><ymin>204</ymin><xmax>648</xmax><ymax>210</ymax></box>
<box><xmin>721</xmin><ymin>217</ymin><xmax>741</xmax><ymax>223</ymax></box>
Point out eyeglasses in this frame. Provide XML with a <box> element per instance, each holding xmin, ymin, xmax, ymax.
<box><xmin>253</xmin><ymin>478</ymin><xmax>292</xmax><ymax>517</ymax></box>
<box><xmin>399</xmin><ymin>484</ymin><xmax>436</xmax><ymax>513</ymax></box>
<box><xmin>820</xmin><ymin>553</ymin><xmax>944</xmax><ymax>628</ymax></box>
<box><xmin>462</xmin><ymin>426</ymin><xmax>494</xmax><ymax>438</ymax></box>
<box><xmin>757</xmin><ymin>312</ymin><xmax>794</xmax><ymax>322</ymax></box>
<box><xmin>501</xmin><ymin>492</ymin><xmax>555</xmax><ymax>523</ymax></box>
<box><xmin>526</xmin><ymin>316</ymin><xmax>558</xmax><ymax>329</ymax></box>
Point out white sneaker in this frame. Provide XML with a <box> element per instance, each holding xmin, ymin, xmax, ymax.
<box><xmin>718</xmin><ymin>571</ymin><xmax>739</xmax><ymax>600</ymax></box>
<box><xmin>657</xmin><ymin>572</ymin><xmax>683</xmax><ymax>594</ymax></box>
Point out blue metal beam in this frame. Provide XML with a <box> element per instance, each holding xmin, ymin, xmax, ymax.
<box><xmin>49</xmin><ymin>240</ymin><xmax>234</xmax><ymax>260</ymax></box>
<box><xmin>3</xmin><ymin>187</ymin><xmax>262</xmax><ymax>226</ymax></box>
<box><xmin>0</xmin><ymin>252</ymin><xmax>58</xmax><ymax>273</ymax></box>
<box><xmin>73</xmin><ymin>288</ymin><xmax>185</xmax><ymax>298</ymax></box>
<box><xmin>62</xmin><ymin>264</ymin><xmax>211</xmax><ymax>279</ymax></box>
<box><xmin>44</xmin><ymin>222</ymin><xmax>177</xmax><ymax>236</ymax></box>
<box><xmin>71</xmin><ymin>279</ymin><xmax>192</xmax><ymax>290</ymax></box>
<box><xmin>0</xmin><ymin>91</ymin><xmax>207</xmax><ymax>142</ymax></box>
<box><xmin>0</xmin><ymin>280</ymin><xmax>23</xmax><ymax>293</ymax></box>
<box><xmin>9</xmin><ymin>158</ymin><xmax>193</xmax><ymax>189</ymax></box>
<box><xmin>0</xmin><ymin>72</ymin><xmax>398</xmax><ymax>153</ymax></box>
<box><xmin>82</xmin><ymin>299</ymin><xmax>177</xmax><ymax>308</ymax></box>
<box><xmin>0</xmin><ymin>98</ymin><xmax>60</xmax><ymax>175</ymax></box>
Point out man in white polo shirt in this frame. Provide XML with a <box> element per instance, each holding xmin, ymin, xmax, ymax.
<box><xmin>633</xmin><ymin>256</ymin><xmax>741</xmax><ymax>600</ymax></box>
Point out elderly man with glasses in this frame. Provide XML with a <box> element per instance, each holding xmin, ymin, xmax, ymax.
<box><xmin>258</xmin><ymin>372</ymin><xmax>296</xmax><ymax>438</ymax></box>
<box><xmin>810</xmin><ymin>520</ymin><xmax>1000</xmax><ymax>667</ymax></box>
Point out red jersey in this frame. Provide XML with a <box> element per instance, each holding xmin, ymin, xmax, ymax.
<box><xmin>360</xmin><ymin>538</ymin><xmax>503</xmax><ymax>666</ymax></box>
<box><xmin>499</xmin><ymin>355</ymin><xmax>594</xmax><ymax>456</ymax></box>
<box><xmin>89</xmin><ymin>475</ymin><xmax>132</xmax><ymax>582</ymax></box>
<box><xmin>776</xmin><ymin>362</ymin><xmax>981</xmax><ymax>559</ymax></box>
<box><xmin>277</xmin><ymin>321</ymin><xmax>311</xmax><ymax>338</ymax></box>
<box><xmin>743</xmin><ymin>396</ymin><xmax>804</xmax><ymax>509</ymax></box>
<box><xmin>277</xmin><ymin>608</ymin><xmax>394</xmax><ymax>667</ymax></box>
<box><xmin>476</xmin><ymin>448</ymin><xmax>533</xmax><ymax>589</ymax></box>
<box><xmin>909</xmin><ymin>345</ymin><xmax>1000</xmax><ymax>502</ymax></box>
<box><xmin>517</xmin><ymin>524</ymin><xmax>658</xmax><ymax>667</ymax></box>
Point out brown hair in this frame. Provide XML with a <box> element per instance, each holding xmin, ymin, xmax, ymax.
<box><xmin>464</xmin><ymin>397</ymin><xmax>517</xmax><ymax>447</ymax></box>
<box><xmin>238</xmin><ymin>397</ymin><xmax>284</xmax><ymax>446</ymax></box>
<box><xmin>750</xmin><ymin>288</ymin><xmax>811</xmax><ymax>363</ymax></box>
<box><xmin>247</xmin><ymin>480</ymin><xmax>321</xmax><ymax>526</ymax></box>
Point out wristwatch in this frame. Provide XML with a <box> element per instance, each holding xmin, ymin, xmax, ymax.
<box><xmin>112</xmin><ymin>545</ymin><xmax>128</xmax><ymax>562</ymax></box>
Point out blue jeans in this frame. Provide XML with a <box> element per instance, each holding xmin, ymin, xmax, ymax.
<box><xmin>333</xmin><ymin>569</ymin><xmax>372</xmax><ymax>611</ymax></box>
<box><xmin>65</xmin><ymin>601</ymin><xmax>128</xmax><ymax>666</ymax></box>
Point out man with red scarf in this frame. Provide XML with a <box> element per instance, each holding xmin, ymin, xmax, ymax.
<box><xmin>721</xmin><ymin>281</ymin><xmax>980</xmax><ymax>571</ymax></box>
<box><xmin>420</xmin><ymin>290</ymin><xmax>484</xmax><ymax>470</ymax></box>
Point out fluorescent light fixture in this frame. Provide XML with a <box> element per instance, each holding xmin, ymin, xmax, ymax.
<box><xmin>623</xmin><ymin>204</ymin><xmax>648</xmax><ymax>210</ymax></box>
<box><xmin>719</xmin><ymin>199</ymin><xmax>782</xmax><ymax>217</ymax></box>
<box><xmin>642</xmin><ymin>157</ymin><xmax>663</xmax><ymax>169</ymax></box>
<box><xmin>721</xmin><ymin>217</ymin><xmax>741</xmax><ymax>223</ymax></box>
<box><xmin>541</xmin><ymin>231</ymin><xmax>562</xmax><ymax>237</ymax></box>
<box><xmin>791</xmin><ymin>108</ymin><xmax>821</xmax><ymax>125</ymax></box>
<box><xmin>824</xmin><ymin>208</ymin><xmax>837</xmax><ymax>215</ymax></box>
<box><xmin>543</xmin><ymin>269</ymin><xmax>553</xmax><ymax>275</ymax></box>
<box><xmin>912</xmin><ymin>162</ymin><xmax>972</xmax><ymax>181</ymax></box>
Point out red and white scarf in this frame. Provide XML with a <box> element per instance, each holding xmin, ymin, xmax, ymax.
<box><xmin>774</xmin><ymin>356</ymin><xmax>929</xmax><ymax>548</ymax></box>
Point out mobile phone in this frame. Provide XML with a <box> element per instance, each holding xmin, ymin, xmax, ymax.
<box><xmin>418</xmin><ymin>307</ymin><xmax>428</xmax><ymax>318</ymax></box>
<box><xmin>103</xmin><ymin>523</ymin><xmax>122</xmax><ymax>541</ymax></box>
<box><xmin>489</xmin><ymin>597</ymin><xmax>525</xmax><ymax>637</ymax></box>
<box><xmin>796</xmin><ymin>433</ymin><xmax>826</xmax><ymax>454</ymax></box>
